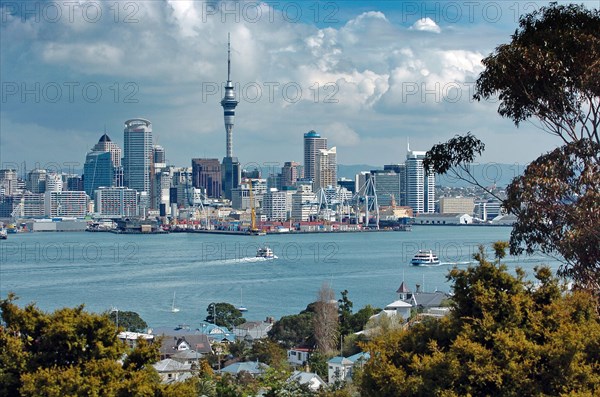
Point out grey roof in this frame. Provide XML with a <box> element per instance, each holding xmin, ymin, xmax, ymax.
<box><xmin>220</xmin><ymin>361</ymin><xmax>269</xmax><ymax>375</ymax></box>
<box><xmin>289</xmin><ymin>371</ymin><xmax>326</xmax><ymax>388</ymax></box>
<box><xmin>404</xmin><ymin>291</ymin><xmax>450</xmax><ymax>308</ymax></box>
<box><xmin>152</xmin><ymin>358</ymin><xmax>191</xmax><ymax>372</ymax></box>
<box><xmin>396</xmin><ymin>281</ymin><xmax>410</xmax><ymax>294</ymax></box>
<box><xmin>158</xmin><ymin>334</ymin><xmax>212</xmax><ymax>357</ymax></box>
<box><xmin>171</xmin><ymin>349</ymin><xmax>203</xmax><ymax>361</ymax></box>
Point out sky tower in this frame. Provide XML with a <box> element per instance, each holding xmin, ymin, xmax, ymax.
<box><xmin>221</xmin><ymin>33</ymin><xmax>238</xmax><ymax>158</ymax></box>
<box><xmin>220</xmin><ymin>33</ymin><xmax>241</xmax><ymax>200</ymax></box>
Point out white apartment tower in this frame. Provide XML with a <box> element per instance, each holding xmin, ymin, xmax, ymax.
<box><xmin>123</xmin><ymin>118</ymin><xmax>153</xmax><ymax>194</ymax></box>
<box><xmin>406</xmin><ymin>147</ymin><xmax>435</xmax><ymax>214</ymax></box>
<box><xmin>314</xmin><ymin>147</ymin><xmax>337</xmax><ymax>191</ymax></box>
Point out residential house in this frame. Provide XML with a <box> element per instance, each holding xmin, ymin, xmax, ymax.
<box><xmin>233</xmin><ymin>320</ymin><xmax>273</xmax><ymax>341</ymax></box>
<box><xmin>287</xmin><ymin>347</ymin><xmax>312</xmax><ymax>366</ymax></box>
<box><xmin>152</xmin><ymin>358</ymin><xmax>193</xmax><ymax>383</ymax></box>
<box><xmin>327</xmin><ymin>352</ymin><xmax>370</xmax><ymax>384</ymax></box>
<box><xmin>288</xmin><ymin>371</ymin><xmax>327</xmax><ymax>391</ymax></box>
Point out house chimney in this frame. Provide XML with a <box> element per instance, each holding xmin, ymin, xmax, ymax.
<box><xmin>416</xmin><ymin>284</ymin><xmax>421</xmax><ymax>293</ymax></box>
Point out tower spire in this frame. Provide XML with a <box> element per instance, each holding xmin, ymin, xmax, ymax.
<box><xmin>227</xmin><ymin>32</ymin><xmax>231</xmax><ymax>82</ymax></box>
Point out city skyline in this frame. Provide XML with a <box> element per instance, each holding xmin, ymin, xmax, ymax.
<box><xmin>2</xmin><ymin>1</ymin><xmax>595</xmax><ymax>169</ymax></box>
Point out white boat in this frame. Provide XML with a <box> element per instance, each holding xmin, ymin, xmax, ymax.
<box><xmin>411</xmin><ymin>250</ymin><xmax>440</xmax><ymax>266</ymax></box>
<box><xmin>0</xmin><ymin>229</ymin><xmax>7</xmax><ymax>240</ymax></box>
<box><xmin>171</xmin><ymin>291</ymin><xmax>180</xmax><ymax>313</ymax></box>
<box><xmin>237</xmin><ymin>288</ymin><xmax>248</xmax><ymax>312</ymax></box>
<box><xmin>256</xmin><ymin>246</ymin><xmax>276</xmax><ymax>259</ymax></box>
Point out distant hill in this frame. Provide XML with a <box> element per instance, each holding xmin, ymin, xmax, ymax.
<box><xmin>338</xmin><ymin>163</ymin><xmax>527</xmax><ymax>188</ymax></box>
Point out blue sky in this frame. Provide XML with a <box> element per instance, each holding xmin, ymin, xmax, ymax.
<box><xmin>1</xmin><ymin>0</ymin><xmax>593</xmax><ymax>175</ymax></box>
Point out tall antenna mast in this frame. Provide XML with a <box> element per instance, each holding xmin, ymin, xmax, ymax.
<box><xmin>227</xmin><ymin>32</ymin><xmax>231</xmax><ymax>82</ymax></box>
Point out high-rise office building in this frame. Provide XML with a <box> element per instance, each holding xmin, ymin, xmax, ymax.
<box><xmin>314</xmin><ymin>147</ymin><xmax>337</xmax><ymax>191</ymax></box>
<box><xmin>406</xmin><ymin>147</ymin><xmax>435</xmax><ymax>214</ymax></box>
<box><xmin>192</xmin><ymin>158</ymin><xmax>222</xmax><ymax>199</ymax></box>
<box><xmin>303</xmin><ymin>130</ymin><xmax>327</xmax><ymax>183</ymax></box>
<box><xmin>91</xmin><ymin>133</ymin><xmax>123</xmax><ymax>188</ymax></box>
<box><xmin>45</xmin><ymin>173</ymin><xmax>63</xmax><ymax>192</ymax></box>
<box><xmin>221</xmin><ymin>34</ymin><xmax>241</xmax><ymax>200</ymax></box>
<box><xmin>84</xmin><ymin>151</ymin><xmax>113</xmax><ymax>197</ymax></box>
<box><xmin>93</xmin><ymin>133</ymin><xmax>122</xmax><ymax>167</ymax></box>
<box><xmin>153</xmin><ymin>145</ymin><xmax>165</xmax><ymax>165</ymax></box>
<box><xmin>123</xmin><ymin>118</ymin><xmax>153</xmax><ymax>194</ymax></box>
<box><xmin>26</xmin><ymin>169</ymin><xmax>47</xmax><ymax>194</ymax></box>
<box><xmin>0</xmin><ymin>169</ymin><xmax>18</xmax><ymax>196</ymax></box>
<box><xmin>44</xmin><ymin>191</ymin><xmax>88</xmax><ymax>217</ymax></box>
<box><xmin>282</xmin><ymin>161</ymin><xmax>302</xmax><ymax>188</ymax></box>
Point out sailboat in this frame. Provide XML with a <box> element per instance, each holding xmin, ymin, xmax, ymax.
<box><xmin>171</xmin><ymin>291</ymin><xmax>180</xmax><ymax>313</ymax></box>
<box><xmin>237</xmin><ymin>288</ymin><xmax>248</xmax><ymax>312</ymax></box>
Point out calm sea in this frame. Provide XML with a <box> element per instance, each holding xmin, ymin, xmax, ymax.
<box><xmin>0</xmin><ymin>227</ymin><xmax>559</xmax><ymax>328</ymax></box>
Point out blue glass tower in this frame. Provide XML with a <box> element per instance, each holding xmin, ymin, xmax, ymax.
<box><xmin>84</xmin><ymin>151</ymin><xmax>113</xmax><ymax>198</ymax></box>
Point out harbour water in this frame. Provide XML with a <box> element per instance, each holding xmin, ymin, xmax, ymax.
<box><xmin>0</xmin><ymin>226</ymin><xmax>560</xmax><ymax>328</ymax></box>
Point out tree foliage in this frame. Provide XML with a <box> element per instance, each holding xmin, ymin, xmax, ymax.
<box><xmin>0</xmin><ymin>294</ymin><xmax>197</xmax><ymax>396</ymax></box>
<box><xmin>505</xmin><ymin>138</ymin><xmax>600</xmax><ymax>289</ymax></box>
<box><xmin>205</xmin><ymin>302</ymin><xmax>245</xmax><ymax>328</ymax></box>
<box><xmin>474</xmin><ymin>3</ymin><xmax>600</xmax><ymax>144</ymax></box>
<box><xmin>424</xmin><ymin>3</ymin><xmax>600</xmax><ymax>292</ymax></box>
<box><xmin>108</xmin><ymin>309</ymin><xmax>148</xmax><ymax>332</ymax></box>
<box><xmin>359</xmin><ymin>245</ymin><xmax>600</xmax><ymax>396</ymax></box>
<box><xmin>268</xmin><ymin>312</ymin><xmax>315</xmax><ymax>349</ymax></box>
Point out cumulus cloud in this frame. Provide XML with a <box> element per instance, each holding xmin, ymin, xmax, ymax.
<box><xmin>0</xmin><ymin>0</ymin><xmax>556</xmax><ymax>166</ymax></box>
<box><xmin>410</xmin><ymin>18</ymin><xmax>441</xmax><ymax>33</ymax></box>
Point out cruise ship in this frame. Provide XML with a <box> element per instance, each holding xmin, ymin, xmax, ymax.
<box><xmin>410</xmin><ymin>250</ymin><xmax>440</xmax><ymax>266</ymax></box>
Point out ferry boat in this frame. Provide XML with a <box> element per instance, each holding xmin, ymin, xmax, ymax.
<box><xmin>411</xmin><ymin>250</ymin><xmax>440</xmax><ymax>266</ymax></box>
<box><xmin>256</xmin><ymin>246</ymin><xmax>276</xmax><ymax>259</ymax></box>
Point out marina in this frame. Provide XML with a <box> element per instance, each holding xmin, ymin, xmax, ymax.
<box><xmin>0</xmin><ymin>226</ymin><xmax>560</xmax><ymax>328</ymax></box>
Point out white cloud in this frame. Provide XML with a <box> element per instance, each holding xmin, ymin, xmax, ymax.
<box><xmin>0</xmin><ymin>1</ymin><xmax>559</xmax><ymax>167</ymax></box>
<box><xmin>410</xmin><ymin>18</ymin><xmax>441</xmax><ymax>33</ymax></box>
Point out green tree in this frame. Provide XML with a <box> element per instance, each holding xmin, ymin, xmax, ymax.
<box><xmin>424</xmin><ymin>3</ymin><xmax>600</xmax><ymax>292</ymax></box>
<box><xmin>108</xmin><ymin>310</ymin><xmax>148</xmax><ymax>332</ymax></box>
<box><xmin>338</xmin><ymin>290</ymin><xmax>354</xmax><ymax>337</ymax></box>
<box><xmin>205</xmin><ymin>302</ymin><xmax>245</xmax><ymax>328</ymax></box>
<box><xmin>0</xmin><ymin>294</ymin><xmax>197</xmax><ymax>397</ymax></box>
<box><xmin>248</xmin><ymin>339</ymin><xmax>288</xmax><ymax>367</ymax></box>
<box><xmin>268</xmin><ymin>312</ymin><xmax>314</xmax><ymax>349</ymax></box>
<box><xmin>358</xmin><ymin>244</ymin><xmax>600</xmax><ymax>396</ymax></box>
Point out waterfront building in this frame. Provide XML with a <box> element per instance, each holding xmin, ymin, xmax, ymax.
<box><xmin>123</xmin><ymin>118</ymin><xmax>153</xmax><ymax>194</ymax></box>
<box><xmin>83</xmin><ymin>151</ymin><xmax>113</xmax><ymax>198</ymax></box>
<box><xmin>263</xmin><ymin>189</ymin><xmax>289</xmax><ymax>221</ymax></box>
<box><xmin>231</xmin><ymin>179</ymin><xmax>266</xmax><ymax>210</ymax></box>
<box><xmin>439</xmin><ymin>197</ymin><xmax>475</xmax><ymax>215</ymax></box>
<box><xmin>474</xmin><ymin>200</ymin><xmax>503</xmax><ymax>221</ymax></box>
<box><xmin>20</xmin><ymin>193</ymin><xmax>44</xmax><ymax>218</ymax></box>
<box><xmin>406</xmin><ymin>147</ymin><xmax>435</xmax><ymax>214</ymax></box>
<box><xmin>368</xmin><ymin>169</ymin><xmax>404</xmax><ymax>207</ymax></box>
<box><xmin>314</xmin><ymin>147</ymin><xmax>337</xmax><ymax>191</ymax></box>
<box><xmin>291</xmin><ymin>185</ymin><xmax>316</xmax><ymax>221</ymax></box>
<box><xmin>26</xmin><ymin>169</ymin><xmax>47</xmax><ymax>193</ymax></box>
<box><xmin>95</xmin><ymin>187</ymin><xmax>138</xmax><ymax>218</ymax></box>
<box><xmin>303</xmin><ymin>131</ymin><xmax>327</xmax><ymax>183</ymax></box>
<box><xmin>192</xmin><ymin>159</ymin><xmax>222</xmax><ymax>199</ymax></box>
<box><xmin>44</xmin><ymin>191</ymin><xmax>88</xmax><ymax>218</ymax></box>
